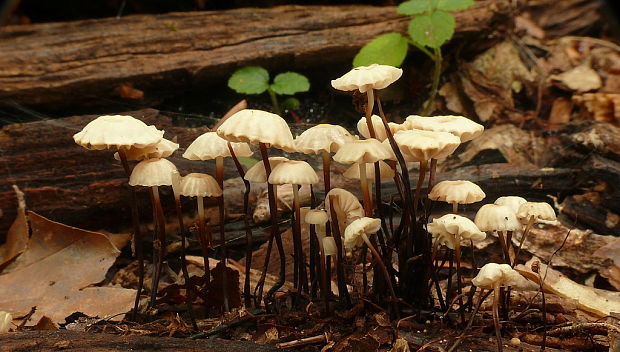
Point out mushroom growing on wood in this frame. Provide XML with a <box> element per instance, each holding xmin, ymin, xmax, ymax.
<box><xmin>513</xmin><ymin>202</ymin><xmax>557</xmax><ymax>266</ymax></box>
<box><xmin>129</xmin><ymin>157</ymin><xmax>178</xmax><ymax>307</ymax></box>
<box><xmin>494</xmin><ymin>196</ymin><xmax>527</xmax><ymax>213</ymax></box>
<box><xmin>217</xmin><ymin>109</ymin><xmax>295</xmax><ymax>305</ymax></box>
<box><xmin>474</xmin><ymin>204</ymin><xmax>521</xmax><ymax>264</ymax></box>
<box><xmin>404</xmin><ymin>115</ymin><xmax>484</xmax><ymax>143</ymax></box>
<box><xmin>429</xmin><ymin>180</ymin><xmax>486</xmax><ymax>213</ymax></box>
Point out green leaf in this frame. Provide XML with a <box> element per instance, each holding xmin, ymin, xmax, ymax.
<box><xmin>397</xmin><ymin>0</ymin><xmax>432</xmax><ymax>15</ymax></box>
<box><xmin>228</xmin><ymin>66</ymin><xmax>269</xmax><ymax>95</ymax></box>
<box><xmin>407</xmin><ymin>11</ymin><xmax>455</xmax><ymax>49</ymax></box>
<box><xmin>436</xmin><ymin>0</ymin><xmax>474</xmax><ymax>11</ymax></box>
<box><xmin>353</xmin><ymin>33</ymin><xmax>409</xmax><ymax>67</ymax></box>
<box><xmin>237</xmin><ymin>157</ymin><xmax>259</xmax><ymax>169</ymax></box>
<box><xmin>282</xmin><ymin>97</ymin><xmax>301</xmax><ymax>111</ymax></box>
<box><xmin>270</xmin><ymin>72</ymin><xmax>310</xmax><ymax>95</ymax></box>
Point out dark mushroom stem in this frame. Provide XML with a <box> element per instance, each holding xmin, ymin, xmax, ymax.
<box><xmin>513</xmin><ymin>215</ymin><xmax>536</xmax><ymax>267</ymax></box>
<box><xmin>149</xmin><ymin>185</ymin><xmax>167</xmax><ymax>308</ymax></box>
<box><xmin>492</xmin><ymin>284</ymin><xmax>503</xmax><ymax>352</ymax></box>
<box><xmin>116</xmin><ymin>149</ymin><xmax>144</xmax><ymax>320</ymax></box>
<box><xmin>292</xmin><ymin>184</ymin><xmax>309</xmax><ymax>297</ymax></box>
<box><xmin>172</xmin><ymin>186</ymin><xmax>198</xmax><ymax>329</ymax></box>
<box><xmin>328</xmin><ymin>196</ymin><xmax>352</xmax><ymax>307</ymax></box>
<box><xmin>413</xmin><ymin>160</ymin><xmax>428</xmax><ymax>215</ymax></box>
<box><xmin>214</xmin><ymin>156</ymin><xmax>230</xmax><ymax>312</ymax></box>
<box><xmin>255</xmin><ymin>143</ymin><xmax>287</xmax><ymax>305</ymax></box>
<box><xmin>227</xmin><ymin>142</ymin><xmax>254</xmax><ymax>309</ymax></box>
<box><xmin>196</xmin><ymin>196</ymin><xmax>212</xmax><ymax>281</ymax></box>
<box><xmin>361</xmin><ymin>233</ymin><xmax>399</xmax><ymax>316</ymax></box>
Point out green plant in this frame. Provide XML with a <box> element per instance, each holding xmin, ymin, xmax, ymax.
<box><xmin>354</xmin><ymin>0</ymin><xmax>475</xmax><ymax>114</ymax></box>
<box><xmin>228</xmin><ymin>66</ymin><xmax>310</xmax><ymax>116</ymax></box>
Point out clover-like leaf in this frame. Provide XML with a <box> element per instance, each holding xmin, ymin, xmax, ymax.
<box><xmin>282</xmin><ymin>97</ymin><xmax>301</xmax><ymax>111</ymax></box>
<box><xmin>270</xmin><ymin>72</ymin><xmax>310</xmax><ymax>95</ymax></box>
<box><xmin>397</xmin><ymin>0</ymin><xmax>432</xmax><ymax>15</ymax></box>
<box><xmin>408</xmin><ymin>11</ymin><xmax>455</xmax><ymax>49</ymax></box>
<box><xmin>353</xmin><ymin>32</ymin><xmax>409</xmax><ymax>67</ymax></box>
<box><xmin>436</xmin><ymin>0</ymin><xmax>475</xmax><ymax>11</ymax></box>
<box><xmin>228</xmin><ymin>66</ymin><xmax>270</xmax><ymax>95</ymax></box>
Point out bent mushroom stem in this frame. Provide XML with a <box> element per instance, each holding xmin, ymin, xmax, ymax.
<box><xmin>361</xmin><ymin>233</ymin><xmax>399</xmax><ymax>316</ymax></box>
<box><xmin>359</xmin><ymin>162</ymin><xmax>373</xmax><ymax>216</ymax></box>
<box><xmin>513</xmin><ymin>215</ymin><xmax>536</xmax><ymax>267</ymax></box>
<box><xmin>492</xmin><ymin>284</ymin><xmax>504</xmax><ymax>352</ymax></box>
<box><xmin>228</xmin><ymin>142</ymin><xmax>254</xmax><ymax>308</ymax></box>
<box><xmin>117</xmin><ymin>149</ymin><xmax>144</xmax><ymax>320</ymax></box>
<box><xmin>215</xmin><ymin>156</ymin><xmax>230</xmax><ymax>312</ymax></box>
<box><xmin>328</xmin><ymin>196</ymin><xmax>352</xmax><ymax>306</ymax></box>
<box><xmin>365</xmin><ymin>89</ymin><xmax>377</xmax><ymax>138</ymax></box>
<box><xmin>150</xmin><ymin>186</ymin><xmax>167</xmax><ymax>308</ymax></box>
<box><xmin>413</xmin><ymin>160</ymin><xmax>428</xmax><ymax>214</ymax></box>
<box><xmin>173</xmin><ymin>194</ymin><xmax>198</xmax><ymax>330</ymax></box>
<box><xmin>196</xmin><ymin>196</ymin><xmax>211</xmax><ymax>280</ymax></box>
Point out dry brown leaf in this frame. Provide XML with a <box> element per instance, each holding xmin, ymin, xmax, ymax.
<box><xmin>517</xmin><ymin>258</ymin><xmax>620</xmax><ymax>317</ymax></box>
<box><xmin>0</xmin><ymin>186</ymin><xmax>29</xmax><ymax>270</ymax></box>
<box><xmin>0</xmin><ymin>211</ymin><xmax>135</xmax><ymax>324</ymax></box>
<box><xmin>550</xmin><ymin>65</ymin><xmax>602</xmax><ymax>93</ymax></box>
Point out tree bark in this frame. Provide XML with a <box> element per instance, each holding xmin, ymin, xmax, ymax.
<box><xmin>0</xmin><ymin>2</ymin><xmax>515</xmax><ymax>108</ymax></box>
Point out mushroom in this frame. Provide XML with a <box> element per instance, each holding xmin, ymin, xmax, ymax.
<box><xmin>114</xmin><ymin>137</ymin><xmax>179</xmax><ymax>161</ymax></box>
<box><xmin>513</xmin><ymin>202</ymin><xmax>557</xmax><ymax>266</ymax></box>
<box><xmin>474</xmin><ymin>204</ymin><xmax>521</xmax><ymax>264</ymax></box>
<box><xmin>217</xmin><ymin>109</ymin><xmax>295</xmax><ymax>304</ymax></box>
<box><xmin>429</xmin><ymin>180</ymin><xmax>486</xmax><ymax>214</ymax></box>
<box><xmin>128</xmin><ymin>157</ymin><xmax>178</xmax><ymax>307</ymax></box>
<box><xmin>324</xmin><ymin>188</ymin><xmax>365</xmax><ymax>236</ymax></box>
<box><xmin>344</xmin><ymin>217</ymin><xmax>398</xmax><ymax>310</ymax></box>
<box><xmin>268</xmin><ymin>160</ymin><xmax>319</xmax><ymax>296</ymax></box>
<box><xmin>73</xmin><ymin>114</ymin><xmax>164</xmax><ymax>319</ymax></box>
<box><xmin>294</xmin><ymin>124</ymin><xmax>355</xmax><ymax>194</ymax></box>
<box><xmin>183</xmin><ymin>131</ymin><xmax>253</xmax><ymax>311</ymax></box>
<box><xmin>494</xmin><ymin>196</ymin><xmax>527</xmax><ymax>213</ymax></box>
<box><xmin>333</xmin><ymin>139</ymin><xmax>393</xmax><ymax>216</ymax></box>
<box><xmin>404</xmin><ymin>115</ymin><xmax>484</xmax><ymax>143</ymax></box>
<box><xmin>472</xmin><ymin>263</ymin><xmax>525</xmax><ymax>352</ymax></box>
<box><xmin>305</xmin><ymin>209</ymin><xmax>331</xmax><ymax>313</ymax></box>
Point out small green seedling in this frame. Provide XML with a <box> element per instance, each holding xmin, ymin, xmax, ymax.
<box><xmin>354</xmin><ymin>0</ymin><xmax>475</xmax><ymax>114</ymax></box>
<box><xmin>228</xmin><ymin>66</ymin><xmax>310</xmax><ymax>116</ymax></box>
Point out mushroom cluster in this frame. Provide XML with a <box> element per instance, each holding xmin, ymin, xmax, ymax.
<box><xmin>72</xmin><ymin>63</ymin><xmax>554</xmax><ymax>345</ymax></box>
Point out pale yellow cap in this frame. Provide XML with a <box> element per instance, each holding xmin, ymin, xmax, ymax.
<box><xmin>178</xmin><ymin>173</ymin><xmax>222</xmax><ymax>197</ymax></box>
<box><xmin>331</xmin><ymin>64</ymin><xmax>402</xmax><ymax>93</ymax></box>
<box><xmin>343</xmin><ymin>160</ymin><xmax>394</xmax><ymax>180</ymax></box>
<box><xmin>516</xmin><ymin>202</ymin><xmax>556</xmax><ymax>224</ymax></box>
<box><xmin>393</xmin><ymin>129</ymin><xmax>461</xmax><ymax>161</ymax></box>
<box><xmin>216</xmin><ymin>109</ymin><xmax>295</xmax><ymax>152</ymax></box>
<box><xmin>183</xmin><ymin>131</ymin><xmax>253</xmax><ymax>160</ymax></box>
<box><xmin>405</xmin><ymin>115</ymin><xmax>484</xmax><ymax>142</ymax></box>
<box><xmin>343</xmin><ymin>217</ymin><xmax>381</xmax><ymax>249</ymax></box>
<box><xmin>333</xmin><ymin>139</ymin><xmax>393</xmax><ymax>164</ymax></box>
<box><xmin>494</xmin><ymin>196</ymin><xmax>527</xmax><ymax>213</ymax></box>
<box><xmin>325</xmin><ymin>188</ymin><xmax>364</xmax><ymax>236</ymax></box>
<box><xmin>474</xmin><ymin>204</ymin><xmax>521</xmax><ymax>232</ymax></box>
<box><xmin>268</xmin><ymin>160</ymin><xmax>319</xmax><ymax>185</ymax></box>
<box><xmin>129</xmin><ymin>158</ymin><xmax>178</xmax><ymax>187</ymax></box>
<box><xmin>429</xmin><ymin>180</ymin><xmax>485</xmax><ymax>205</ymax></box>
<box><xmin>428</xmin><ymin>214</ymin><xmax>486</xmax><ymax>249</ymax></box>
<box><xmin>357</xmin><ymin>115</ymin><xmax>388</xmax><ymax>141</ymax></box>
<box><xmin>472</xmin><ymin>263</ymin><xmax>524</xmax><ymax>289</ymax></box>
<box><xmin>294</xmin><ymin>124</ymin><xmax>356</xmax><ymax>154</ymax></box>
<box><xmin>244</xmin><ymin>157</ymin><xmax>288</xmax><ymax>183</ymax></box>
<box><xmin>74</xmin><ymin>115</ymin><xmax>164</xmax><ymax>150</ymax></box>
<box><xmin>114</xmin><ymin>137</ymin><xmax>178</xmax><ymax>161</ymax></box>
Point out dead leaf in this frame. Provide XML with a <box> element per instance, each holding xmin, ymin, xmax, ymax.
<box><xmin>207</xmin><ymin>261</ymin><xmax>242</xmax><ymax>310</ymax></box>
<box><xmin>548</xmin><ymin>97</ymin><xmax>573</xmax><ymax>126</ymax></box>
<box><xmin>550</xmin><ymin>65</ymin><xmax>602</xmax><ymax>93</ymax></box>
<box><xmin>0</xmin><ymin>186</ymin><xmax>29</xmax><ymax>270</ymax></box>
<box><xmin>264</xmin><ymin>327</ymin><xmax>279</xmax><ymax>344</ymax></box>
<box><xmin>517</xmin><ymin>258</ymin><xmax>620</xmax><ymax>317</ymax></box>
<box><xmin>0</xmin><ymin>211</ymin><xmax>135</xmax><ymax>324</ymax></box>
<box><xmin>114</xmin><ymin>83</ymin><xmax>144</xmax><ymax>100</ymax></box>
<box><xmin>390</xmin><ymin>337</ymin><xmax>410</xmax><ymax>352</ymax></box>
<box><xmin>573</xmin><ymin>93</ymin><xmax>620</xmax><ymax>125</ymax></box>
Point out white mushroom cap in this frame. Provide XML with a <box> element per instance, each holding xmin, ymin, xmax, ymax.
<box><xmin>294</xmin><ymin>124</ymin><xmax>356</xmax><ymax>154</ymax></box>
<box><xmin>177</xmin><ymin>173</ymin><xmax>222</xmax><ymax>198</ymax></box>
<box><xmin>343</xmin><ymin>160</ymin><xmax>395</xmax><ymax>180</ymax></box>
<box><xmin>268</xmin><ymin>160</ymin><xmax>319</xmax><ymax>185</ymax></box>
<box><xmin>494</xmin><ymin>196</ymin><xmax>527</xmax><ymax>213</ymax></box>
<box><xmin>472</xmin><ymin>263</ymin><xmax>525</xmax><ymax>289</ymax></box>
<box><xmin>357</xmin><ymin>115</ymin><xmax>389</xmax><ymax>141</ymax></box>
<box><xmin>405</xmin><ymin>115</ymin><xmax>484</xmax><ymax>142</ymax></box>
<box><xmin>0</xmin><ymin>311</ymin><xmax>12</xmax><ymax>333</ymax></box>
<box><xmin>129</xmin><ymin>158</ymin><xmax>178</xmax><ymax>187</ymax></box>
<box><xmin>427</xmin><ymin>214</ymin><xmax>486</xmax><ymax>249</ymax></box>
<box><xmin>323</xmin><ymin>237</ymin><xmax>338</xmax><ymax>256</ymax></box>
<box><xmin>474</xmin><ymin>204</ymin><xmax>522</xmax><ymax>232</ymax></box>
<box><xmin>305</xmin><ymin>209</ymin><xmax>329</xmax><ymax>225</ymax></box>
<box><xmin>516</xmin><ymin>202</ymin><xmax>557</xmax><ymax>224</ymax></box>
<box><xmin>331</xmin><ymin>64</ymin><xmax>403</xmax><ymax>93</ymax></box>
<box><xmin>343</xmin><ymin>217</ymin><xmax>381</xmax><ymax>249</ymax></box>
<box><xmin>325</xmin><ymin>188</ymin><xmax>365</xmax><ymax>235</ymax></box>
<box><xmin>114</xmin><ymin>137</ymin><xmax>179</xmax><ymax>161</ymax></box>
<box><xmin>216</xmin><ymin>109</ymin><xmax>295</xmax><ymax>152</ymax></box>
<box><xmin>244</xmin><ymin>157</ymin><xmax>288</xmax><ymax>183</ymax></box>
<box><xmin>333</xmin><ymin>139</ymin><xmax>393</xmax><ymax>164</ymax></box>
<box><xmin>429</xmin><ymin>180</ymin><xmax>486</xmax><ymax>205</ymax></box>
<box><xmin>392</xmin><ymin>129</ymin><xmax>461</xmax><ymax>161</ymax></box>
<box><xmin>74</xmin><ymin>115</ymin><xmax>164</xmax><ymax>150</ymax></box>
<box><xmin>183</xmin><ymin>131</ymin><xmax>253</xmax><ymax>160</ymax></box>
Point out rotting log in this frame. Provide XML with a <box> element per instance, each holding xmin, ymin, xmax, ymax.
<box><xmin>0</xmin><ymin>2</ymin><xmax>515</xmax><ymax>108</ymax></box>
<box><xmin>0</xmin><ymin>330</ymin><xmax>278</xmax><ymax>352</ymax></box>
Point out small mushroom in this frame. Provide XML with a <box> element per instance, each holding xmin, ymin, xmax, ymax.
<box><xmin>513</xmin><ymin>202</ymin><xmax>557</xmax><ymax>266</ymax></box>
<box><xmin>325</xmin><ymin>188</ymin><xmax>365</xmax><ymax>236</ymax></box>
<box><xmin>404</xmin><ymin>115</ymin><xmax>484</xmax><ymax>143</ymax></box>
<box><xmin>305</xmin><ymin>209</ymin><xmax>330</xmax><ymax>313</ymax></box>
<box><xmin>494</xmin><ymin>196</ymin><xmax>527</xmax><ymax>213</ymax></box>
<box><xmin>475</xmin><ymin>204</ymin><xmax>521</xmax><ymax>264</ymax></box>
<box><xmin>429</xmin><ymin>180</ymin><xmax>486</xmax><ymax>213</ymax></box>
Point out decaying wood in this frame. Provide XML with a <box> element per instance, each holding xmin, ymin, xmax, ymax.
<box><xmin>0</xmin><ymin>330</ymin><xmax>278</xmax><ymax>352</ymax></box>
<box><xmin>0</xmin><ymin>2</ymin><xmax>515</xmax><ymax>108</ymax></box>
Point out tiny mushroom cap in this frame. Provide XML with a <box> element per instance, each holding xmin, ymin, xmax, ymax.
<box><xmin>178</xmin><ymin>173</ymin><xmax>223</xmax><ymax>198</ymax></box>
<box><xmin>325</xmin><ymin>188</ymin><xmax>365</xmax><ymax>234</ymax></box>
<box><xmin>333</xmin><ymin>139</ymin><xmax>393</xmax><ymax>164</ymax></box>
<box><xmin>268</xmin><ymin>160</ymin><xmax>319</xmax><ymax>185</ymax></box>
<box><xmin>405</xmin><ymin>115</ymin><xmax>484</xmax><ymax>142</ymax></box>
<box><xmin>323</xmin><ymin>237</ymin><xmax>338</xmax><ymax>256</ymax></box>
<box><xmin>343</xmin><ymin>160</ymin><xmax>395</xmax><ymax>180</ymax></box>
<box><xmin>114</xmin><ymin>137</ymin><xmax>179</xmax><ymax>161</ymax></box>
<box><xmin>357</xmin><ymin>115</ymin><xmax>389</xmax><ymax>141</ymax></box>
<box><xmin>306</xmin><ymin>209</ymin><xmax>329</xmax><ymax>237</ymax></box>
<box><xmin>183</xmin><ymin>131</ymin><xmax>253</xmax><ymax>160</ymax></box>
<box><xmin>427</xmin><ymin>214</ymin><xmax>486</xmax><ymax>249</ymax></box>
<box><xmin>294</xmin><ymin>124</ymin><xmax>356</xmax><ymax>154</ymax></box>
<box><xmin>494</xmin><ymin>196</ymin><xmax>527</xmax><ymax>214</ymax></box>
<box><xmin>129</xmin><ymin>158</ymin><xmax>178</xmax><ymax>187</ymax></box>
<box><xmin>344</xmin><ymin>217</ymin><xmax>381</xmax><ymax>249</ymax></box>
<box><xmin>216</xmin><ymin>109</ymin><xmax>295</xmax><ymax>152</ymax></box>
<box><xmin>474</xmin><ymin>204</ymin><xmax>522</xmax><ymax>232</ymax></box>
<box><xmin>331</xmin><ymin>64</ymin><xmax>403</xmax><ymax>93</ymax></box>
<box><xmin>472</xmin><ymin>263</ymin><xmax>525</xmax><ymax>289</ymax></box>
<box><xmin>74</xmin><ymin>115</ymin><xmax>164</xmax><ymax>150</ymax></box>
<box><xmin>429</xmin><ymin>180</ymin><xmax>486</xmax><ymax>205</ymax></box>
<box><xmin>516</xmin><ymin>202</ymin><xmax>557</xmax><ymax>224</ymax></box>
<box><xmin>244</xmin><ymin>157</ymin><xmax>288</xmax><ymax>183</ymax></box>
<box><xmin>392</xmin><ymin>129</ymin><xmax>461</xmax><ymax>162</ymax></box>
